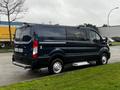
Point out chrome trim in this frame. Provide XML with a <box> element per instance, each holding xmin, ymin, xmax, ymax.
<box><xmin>14</xmin><ymin>40</ymin><xmax>66</xmax><ymax>45</ymax></box>
<box><xmin>12</xmin><ymin>61</ymin><xmax>31</xmax><ymax>69</ymax></box>
<box><xmin>39</xmin><ymin>42</ymin><xmax>66</xmax><ymax>44</ymax></box>
<box><xmin>14</xmin><ymin>40</ymin><xmax>32</xmax><ymax>44</ymax></box>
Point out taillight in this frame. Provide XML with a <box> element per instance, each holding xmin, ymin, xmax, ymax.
<box><xmin>32</xmin><ymin>40</ymin><xmax>38</xmax><ymax>58</ymax></box>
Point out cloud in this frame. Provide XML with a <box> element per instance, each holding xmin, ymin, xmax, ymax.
<box><xmin>14</xmin><ymin>0</ymin><xmax>120</xmax><ymax>26</ymax></box>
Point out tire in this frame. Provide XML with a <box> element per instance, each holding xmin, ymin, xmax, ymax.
<box><xmin>96</xmin><ymin>53</ymin><xmax>108</xmax><ymax>65</ymax></box>
<box><xmin>48</xmin><ymin>58</ymin><xmax>64</xmax><ymax>74</ymax></box>
<box><xmin>1</xmin><ymin>43</ymin><xmax>5</xmax><ymax>48</ymax></box>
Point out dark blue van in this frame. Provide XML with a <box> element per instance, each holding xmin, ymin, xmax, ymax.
<box><xmin>12</xmin><ymin>24</ymin><xmax>110</xmax><ymax>74</ymax></box>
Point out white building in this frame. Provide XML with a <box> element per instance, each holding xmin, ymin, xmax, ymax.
<box><xmin>99</xmin><ymin>26</ymin><xmax>120</xmax><ymax>37</ymax></box>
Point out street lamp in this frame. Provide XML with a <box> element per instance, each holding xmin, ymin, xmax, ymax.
<box><xmin>107</xmin><ymin>7</ymin><xmax>119</xmax><ymax>38</ymax></box>
<box><xmin>107</xmin><ymin>7</ymin><xmax>119</xmax><ymax>26</ymax></box>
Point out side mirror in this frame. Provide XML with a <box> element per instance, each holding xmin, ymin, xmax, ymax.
<box><xmin>106</xmin><ymin>37</ymin><xmax>108</xmax><ymax>42</ymax></box>
<box><xmin>103</xmin><ymin>37</ymin><xmax>108</xmax><ymax>42</ymax></box>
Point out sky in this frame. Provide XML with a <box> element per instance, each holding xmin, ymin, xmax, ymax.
<box><xmin>1</xmin><ymin>0</ymin><xmax>120</xmax><ymax>26</ymax></box>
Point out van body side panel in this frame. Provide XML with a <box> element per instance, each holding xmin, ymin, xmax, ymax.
<box><xmin>38</xmin><ymin>41</ymin><xmax>67</xmax><ymax>63</ymax></box>
<box><xmin>65</xmin><ymin>41</ymin><xmax>99</xmax><ymax>62</ymax></box>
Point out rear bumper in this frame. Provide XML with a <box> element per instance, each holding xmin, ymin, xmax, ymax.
<box><xmin>12</xmin><ymin>61</ymin><xmax>31</xmax><ymax>69</ymax></box>
<box><xmin>12</xmin><ymin>54</ymin><xmax>50</xmax><ymax>69</ymax></box>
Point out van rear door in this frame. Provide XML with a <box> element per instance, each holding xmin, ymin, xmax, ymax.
<box><xmin>14</xmin><ymin>26</ymin><xmax>33</xmax><ymax>64</ymax></box>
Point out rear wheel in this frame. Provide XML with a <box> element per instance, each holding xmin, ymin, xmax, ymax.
<box><xmin>48</xmin><ymin>58</ymin><xmax>64</xmax><ymax>74</ymax></box>
<box><xmin>96</xmin><ymin>53</ymin><xmax>108</xmax><ymax>65</ymax></box>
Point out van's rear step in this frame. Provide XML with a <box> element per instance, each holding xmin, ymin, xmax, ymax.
<box><xmin>12</xmin><ymin>61</ymin><xmax>31</xmax><ymax>69</ymax></box>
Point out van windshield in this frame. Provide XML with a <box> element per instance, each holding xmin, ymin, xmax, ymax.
<box><xmin>15</xmin><ymin>27</ymin><xmax>32</xmax><ymax>42</ymax></box>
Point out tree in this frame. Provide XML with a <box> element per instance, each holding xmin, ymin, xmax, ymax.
<box><xmin>84</xmin><ymin>23</ymin><xmax>99</xmax><ymax>32</ymax></box>
<box><xmin>0</xmin><ymin>0</ymin><xmax>27</xmax><ymax>46</ymax></box>
<box><xmin>77</xmin><ymin>23</ymin><xmax>99</xmax><ymax>33</ymax></box>
<box><xmin>102</xmin><ymin>24</ymin><xmax>108</xmax><ymax>27</ymax></box>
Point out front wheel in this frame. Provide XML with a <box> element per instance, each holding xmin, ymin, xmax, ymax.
<box><xmin>48</xmin><ymin>58</ymin><xmax>64</xmax><ymax>74</ymax></box>
<box><xmin>96</xmin><ymin>53</ymin><xmax>108</xmax><ymax>65</ymax></box>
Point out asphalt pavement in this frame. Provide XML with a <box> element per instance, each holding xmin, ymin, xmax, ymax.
<box><xmin>0</xmin><ymin>46</ymin><xmax>120</xmax><ymax>86</ymax></box>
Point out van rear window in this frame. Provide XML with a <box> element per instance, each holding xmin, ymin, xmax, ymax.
<box><xmin>15</xmin><ymin>27</ymin><xmax>32</xmax><ymax>42</ymax></box>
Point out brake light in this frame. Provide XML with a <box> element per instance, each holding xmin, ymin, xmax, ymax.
<box><xmin>32</xmin><ymin>39</ymin><xmax>38</xmax><ymax>58</ymax></box>
<box><xmin>32</xmin><ymin>33</ymin><xmax>39</xmax><ymax>58</ymax></box>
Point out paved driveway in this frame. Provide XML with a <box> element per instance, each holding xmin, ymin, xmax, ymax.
<box><xmin>0</xmin><ymin>46</ymin><xmax>120</xmax><ymax>86</ymax></box>
<box><xmin>109</xmin><ymin>46</ymin><xmax>120</xmax><ymax>63</ymax></box>
<box><xmin>0</xmin><ymin>53</ymin><xmax>49</xmax><ymax>86</ymax></box>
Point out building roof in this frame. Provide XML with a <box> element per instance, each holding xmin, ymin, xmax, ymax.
<box><xmin>0</xmin><ymin>21</ymin><xmax>23</xmax><ymax>26</ymax></box>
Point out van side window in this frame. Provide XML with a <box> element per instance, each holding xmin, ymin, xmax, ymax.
<box><xmin>67</xmin><ymin>28</ymin><xmax>88</xmax><ymax>41</ymax></box>
<box><xmin>34</xmin><ymin>26</ymin><xmax>66</xmax><ymax>41</ymax></box>
<box><xmin>89</xmin><ymin>30</ymin><xmax>101</xmax><ymax>41</ymax></box>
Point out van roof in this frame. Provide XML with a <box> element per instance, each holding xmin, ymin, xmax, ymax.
<box><xmin>20</xmin><ymin>23</ymin><xmax>96</xmax><ymax>30</ymax></box>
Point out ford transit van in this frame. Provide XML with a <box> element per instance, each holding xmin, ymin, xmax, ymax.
<box><xmin>12</xmin><ymin>24</ymin><xmax>110</xmax><ymax>74</ymax></box>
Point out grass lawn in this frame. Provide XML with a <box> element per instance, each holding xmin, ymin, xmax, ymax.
<box><xmin>0</xmin><ymin>63</ymin><xmax>120</xmax><ymax>90</ymax></box>
<box><xmin>0</xmin><ymin>48</ymin><xmax>13</xmax><ymax>53</ymax></box>
<box><xmin>111</xmin><ymin>42</ymin><xmax>120</xmax><ymax>46</ymax></box>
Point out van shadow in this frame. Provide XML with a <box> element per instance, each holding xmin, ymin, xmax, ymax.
<box><xmin>23</xmin><ymin>64</ymin><xmax>96</xmax><ymax>80</ymax></box>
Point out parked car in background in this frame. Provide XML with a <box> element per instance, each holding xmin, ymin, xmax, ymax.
<box><xmin>112</xmin><ymin>37</ymin><xmax>120</xmax><ymax>42</ymax></box>
<box><xmin>108</xmin><ymin>38</ymin><xmax>114</xmax><ymax>46</ymax></box>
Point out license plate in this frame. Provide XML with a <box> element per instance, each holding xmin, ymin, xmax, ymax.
<box><xmin>15</xmin><ymin>48</ymin><xmax>23</xmax><ymax>53</ymax></box>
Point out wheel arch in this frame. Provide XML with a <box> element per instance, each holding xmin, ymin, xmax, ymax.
<box><xmin>48</xmin><ymin>48</ymin><xmax>65</xmax><ymax>62</ymax></box>
<box><xmin>49</xmin><ymin>53</ymin><xmax>65</xmax><ymax>64</ymax></box>
<box><xmin>99</xmin><ymin>48</ymin><xmax>110</xmax><ymax>60</ymax></box>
